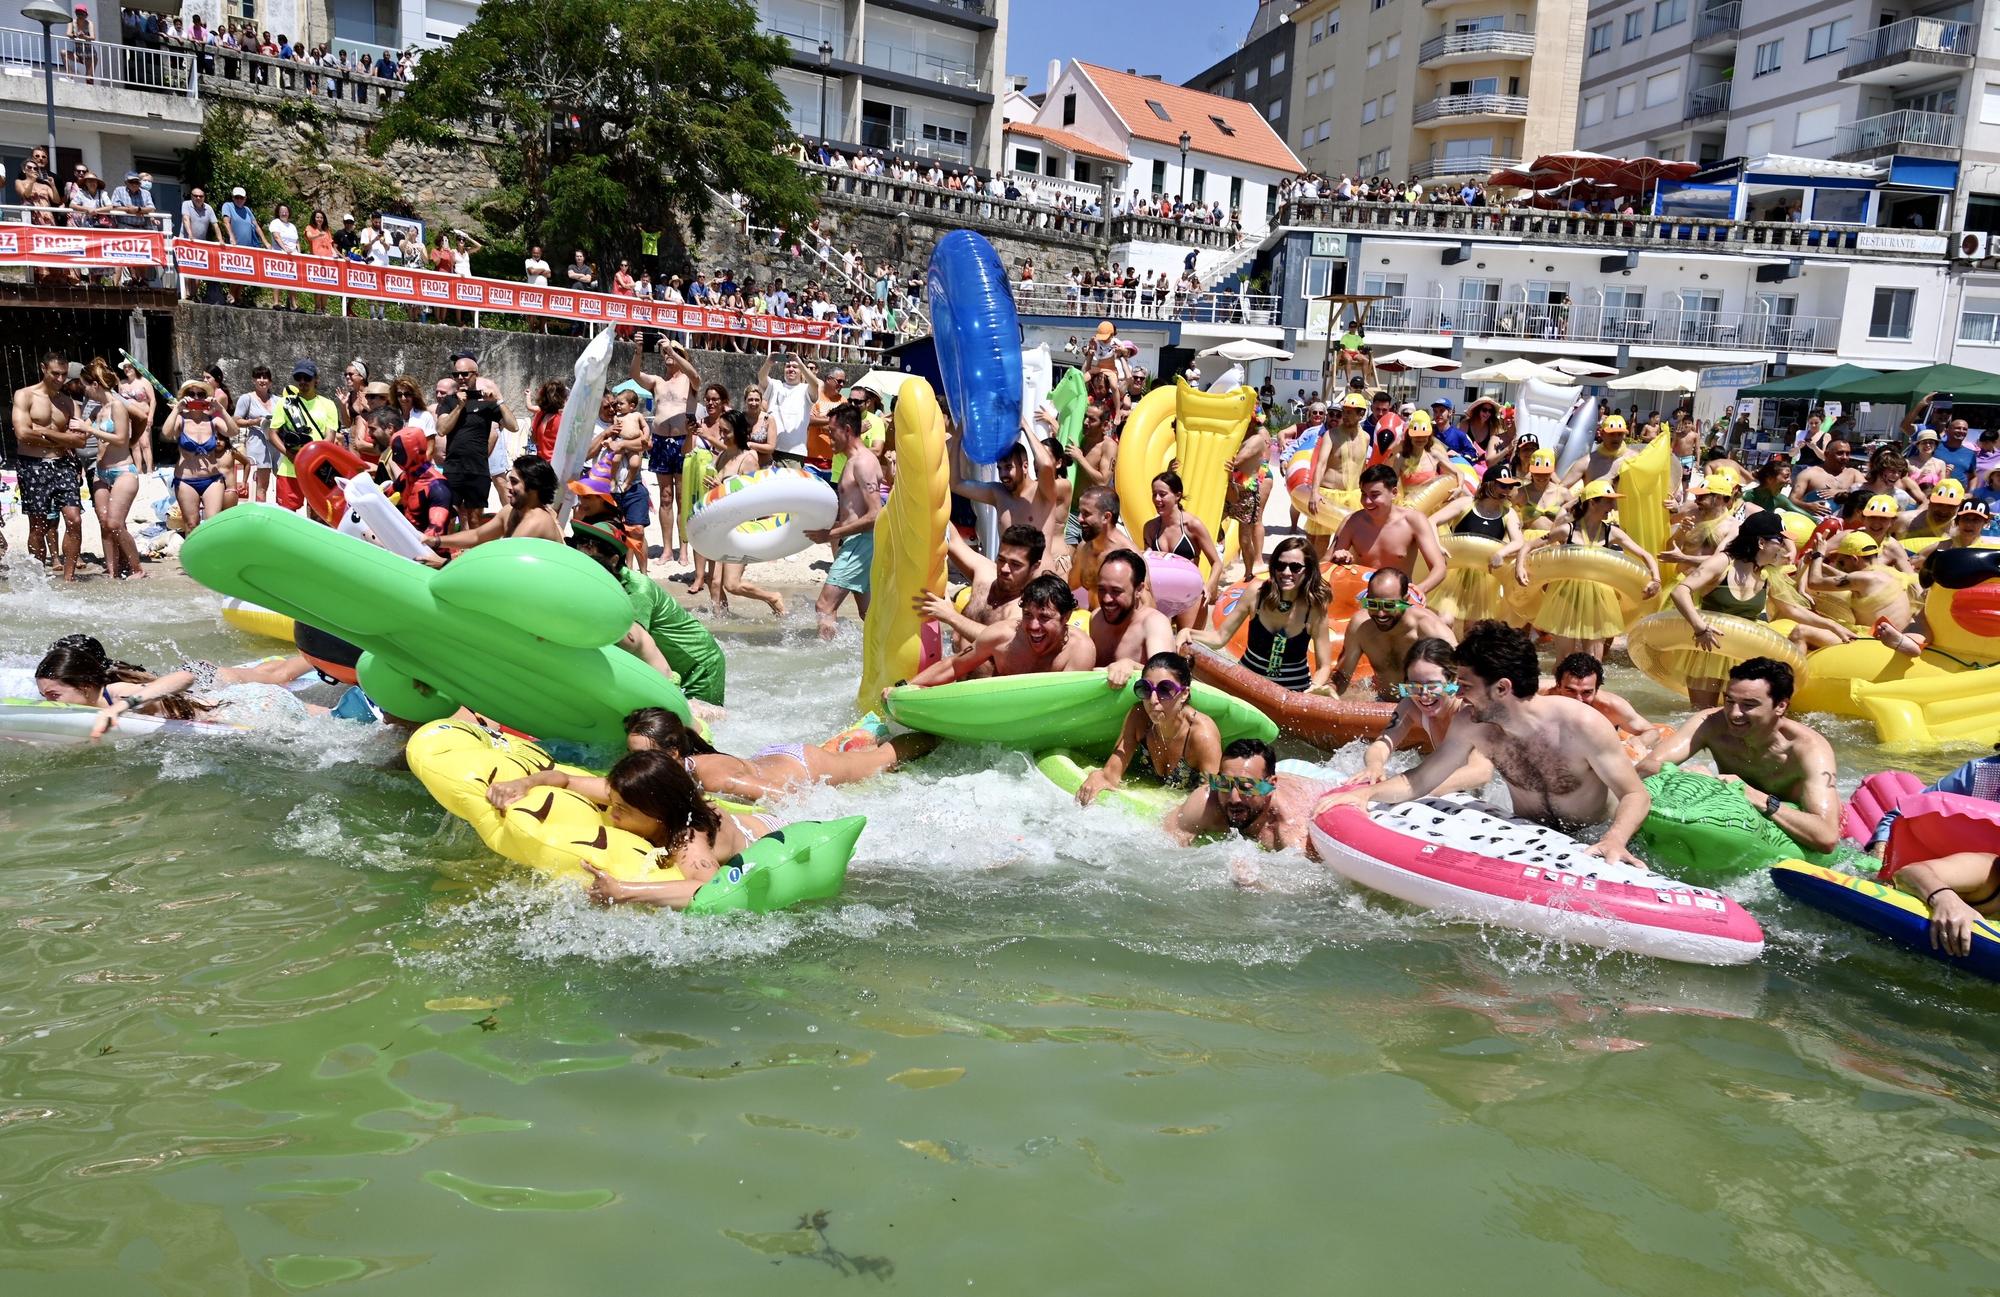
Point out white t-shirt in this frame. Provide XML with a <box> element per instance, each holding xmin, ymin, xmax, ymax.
<box><xmin>523</xmin><ymin>256</ymin><xmax>549</xmax><ymax>286</ymax></box>
<box><xmin>364</xmin><ymin>229</ymin><xmax>391</xmax><ymax>266</ymax></box>
<box><xmin>267</xmin><ymin>217</ymin><xmax>299</xmax><ymax>253</ymax></box>
<box><xmin>764</xmin><ymin>379</ymin><xmax>812</xmax><ymax>456</ymax></box>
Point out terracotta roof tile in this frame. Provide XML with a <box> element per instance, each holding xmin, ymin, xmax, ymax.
<box><xmin>1076</xmin><ymin>63</ymin><xmax>1304</xmax><ymax>175</ymax></box>
<box><xmin>1003</xmin><ymin>121</ymin><xmax>1129</xmax><ymax>164</ymax></box>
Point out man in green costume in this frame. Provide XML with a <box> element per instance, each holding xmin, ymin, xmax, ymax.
<box><xmin>565</xmin><ymin>516</ymin><xmax>726</xmax><ymax>707</ymax></box>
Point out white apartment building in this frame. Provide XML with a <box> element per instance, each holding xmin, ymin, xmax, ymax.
<box><xmin>1285</xmin><ymin>0</ymin><xmax>1588</xmax><ymax>183</ymax></box>
<box><xmin>1575</xmin><ymin>0</ymin><xmax>2000</xmax><ymax>230</ymax></box>
<box><xmin>759</xmin><ymin>0</ymin><xmax>1008</xmax><ymax>171</ymax></box>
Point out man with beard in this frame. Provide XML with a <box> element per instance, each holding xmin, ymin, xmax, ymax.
<box><xmin>953</xmin><ymin>430</ymin><xmax>1065</xmax><ymax>550</ymax></box>
<box><xmin>1637</xmin><ymin>656</ymin><xmax>1841</xmax><ymax>853</ymax></box>
<box><xmin>918</xmin><ymin>524</ymin><xmax>1046</xmax><ymax>647</ymax></box>
<box><xmin>1088</xmin><ymin>549</ymin><xmax>1177</xmax><ymax>687</ymax></box>
<box><xmin>1328</xmin><ymin>464</ymin><xmax>1449</xmax><ymax>597</ymax></box>
<box><xmin>1330</xmin><ymin>567</ymin><xmax>1455</xmax><ymax>698</ymax></box>
<box><xmin>1561</xmin><ymin>412</ymin><xmax>1638</xmax><ymax>488</ymax></box>
<box><xmin>1323</xmin><ymin>620</ymin><xmax>1651</xmax><ymax>866</ymax></box>
<box><xmin>907</xmin><ymin>575</ymin><xmax>1095</xmax><ymax>684</ymax></box>
<box><xmin>1788</xmin><ymin>436</ymin><xmax>1864</xmax><ymax>517</ymax></box>
<box><xmin>1068</xmin><ymin>485</ymin><xmax>1137</xmax><ymax>606</ymax></box>
<box><xmin>1168</xmin><ymin>738</ymin><xmax>1323</xmax><ymax>856</ymax></box>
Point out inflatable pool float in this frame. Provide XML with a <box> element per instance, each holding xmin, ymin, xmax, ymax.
<box><xmin>1116</xmin><ymin>380</ymin><xmax>1250</xmax><ymax>574</ymax></box>
<box><xmin>1311</xmin><ymin>796</ymin><xmax>1765</xmax><ymax>965</ymax></box>
<box><xmin>1186</xmin><ymin>643</ymin><xmax>1395</xmax><ymax>751</ymax></box>
<box><xmin>1626</xmin><ymin>610</ymin><xmax>1806</xmax><ymax>697</ymax></box>
<box><xmin>883</xmin><ymin>669</ymin><xmax>1276</xmax><ymax>754</ymax></box>
<box><xmin>1523</xmin><ymin>544</ymin><xmax>1653</xmax><ymax>619</ymax></box>
<box><xmin>858</xmin><ymin>378</ymin><xmax>951</xmax><ymax>714</ymax></box>
<box><xmin>552</xmin><ymin>328</ymin><xmax>615</xmax><ymax>522</ymax></box>
<box><xmin>1282</xmin><ymin>428</ymin><xmax>1359</xmax><ymax>536</ymax></box>
<box><xmin>1399</xmin><ymin>473</ymin><xmax>1458</xmax><ymax>516</ymax></box>
<box><xmin>1035</xmin><ymin>748</ymin><xmax>1184</xmax><ymax>821</ymax></box>
<box><xmin>1427</xmin><ymin>533</ymin><xmax>1509</xmax><ymax>626</ymax></box>
<box><xmin>406</xmin><ymin>718</ymin><xmax>861</xmax><ymax>912</ymax></box>
<box><xmin>686</xmin><ymin>468</ymin><xmax>837</xmax><ymax>565</ymax></box>
<box><xmin>1790</xmin><ymin>548</ymin><xmax>2000</xmax><ymax>745</ymax></box>
<box><xmin>0</xmin><ymin>698</ymin><xmax>248</xmax><ymax>744</ymax></box>
<box><xmin>294</xmin><ymin>440</ymin><xmax>371</xmax><ymax>527</ymax></box>
<box><xmin>221</xmin><ymin>597</ymin><xmax>296</xmax><ymax>644</ymax></box>
<box><xmin>295</xmin><ymin>621</ymin><xmax>362</xmax><ymax>686</ymax></box>
<box><xmin>1210</xmin><ymin>564</ymin><xmax>1368</xmax><ymax>660</ymax></box>
<box><xmin>181</xmin><ymin>506</ymin><xmax>691</xmax><ymax>751</ymax></box>
<box><xmin>1148</xmin><ymin>552</ymin><xmax>1206</xmax><ymax>617</ymax></box>
<box><xmin>1841</xmin><ymin>769</ymin><xmax>1926</xmax><ymax>845</ymax></box>
<box><xmin>680</xmin><ymin>446</ymin><xmax>714</xmax><ymax>521</ymax></box>
<box><xmin>927</xmin><ymin>231</ymin><xmax>1022</xmax><ymax>465</ymax></box>
<box><xmin>1635</xmin><ymin>765</ymin><xmax>1845</xmax><ymax>880</ymax></box>
<box><xmin>296</xmin><ymin>441</ymin><xmax>433</xmax><ymax>560</ymax></box>
<box><xmin>1770</xmin><ymin>862</ymin><xmax>2000</xmax><ymax>981</ymax></box>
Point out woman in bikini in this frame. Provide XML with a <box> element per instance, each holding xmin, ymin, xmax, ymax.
<box><xmin>79</xmin><ymin>360</ymin><xmax>146</xmax><ymax>579</ymax></box>
<box><xmin>162</xmin><ymin>378</ymin><xmax>236</xmax><ymax>531</ymax></box>
<box><xmin>1668</xmin><ymin>511</ymin><xmax>1853</xmax><ymax>707</ymax></box>
<box><xmin>34</xmin><ymin>636</ymin><xmax>320</xmax><ymax>739</ymax></box>
<box><xmin>1351</xmin><ymin>638</ymin><xmax>1494</xmax><ymax>793</ymax></box>
<box><xmin>580</xmin><ymin>750</ymin><xmax>776</xmax><ymax>908</ymax></box>
<box><xmin>116</xmin><ymin>359</ymin><xmax>156</xmax><ymax>473</ymax></box>
<box><xmin>1142</xmin><ymin>471</ymin><xmax>1224</xmax><ymax>631</ymax></box>
<box><xmin>1515</xmin><ymin>447</ymin><xmax>1569</xmax><ymax>537</ymax></box>
<box><xmin>1223</xmin><ymin>409</ymin><xmax>1273</xmax><ymax>584</ymax></box>
<box><xmin>1076</xmin><ymin>652</ymin><xmax>1222</xmax><ymax>804</ymax></box>
<box><xmin>1181</xmin><ymin>537</ymin><xmax>1334</xmax><ymax>691</ymax></box>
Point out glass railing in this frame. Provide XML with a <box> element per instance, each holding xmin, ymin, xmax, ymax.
<box><xmin>859</xmin><ymin>39</ymin><xmax>980</xmax><ymax>89</ymax></box>
<box><xmin>1416</xmin><ymin>30</ymin><xmax>1535</xmax><ymax>64</ymax></box>
<box><xmin>1412</xmin><ymin>93</ymin><xmax>1530</xmax><ymax>123</ymax></box>
<box><xmin>1411</xmin><ymin>154</ymin><xmax>1522</xmax><ymax>180</ymax></box>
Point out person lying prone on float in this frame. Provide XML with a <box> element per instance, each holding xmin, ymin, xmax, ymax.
<box><xmin>579</xmin><ymin>750</ymin><xmax>783</xmax><ymax>908</ymax></box>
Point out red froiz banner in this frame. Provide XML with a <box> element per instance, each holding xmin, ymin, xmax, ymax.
<box><xmin>169</xmin><ymin>241</ymin><xmax>837</xmax><ymax>340</ymax></box>
<box><xmin>0</xmin><ymin>226</ymin><xmax>168</xmax><ymax>266</ymax></box>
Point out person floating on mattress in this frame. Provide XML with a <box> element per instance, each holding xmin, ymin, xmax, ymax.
<box><xmin>1167</xmin><ymin>737</ymin><xmax>1325</xmax><ymax>862</ymax></box>
<box><xmin>1881</xmin><ymin>848</ymin><xmax>2000</xmax><ymax>958</ymax></box>
<box><xmin>36</xmin><ymin>635</ymin><xmax>324</xmax><ymax>738</ymax></box>
<box><xmin>1077</xmin><ymin>652</ymin><xmax>1221</xmax><ymax>806</ymax></box>
<box><xmin>582</xmin><ymin>750</ymin><xmax>780</xmax><ymax>908</ymax></box>
<box><xmin>1327</xmin><ymin>464</ymin><xmax>1449</xmax><ymax>599</ymax></box>
<box><xmin>1866</xmin><ymin>749</ymin><xmax>2000</xmax><ymax>856</ymax></box>
<box><xmin>1320</xmin><ymin>620</ymin><xmax>1652</xmax><ymax>867</ymax></box>
<box><xmin>1547</xmin><ymin>652</ymin><xmax>1666</xmax><ymax>753</ymax></box>
<box><xmin>905</xmin><ymin>574</ymin><xmax>1095</xmax><ymax>687</ymax></box>
<box><xmin>1636</xmin><ymin>657</ymin><xmax>1843</xmax><ymax>855</ymax></box>
<box><xmin>1330</xmin><ymin>568</ymin><xmax>1456</xmax><ymax>701</ymax></box>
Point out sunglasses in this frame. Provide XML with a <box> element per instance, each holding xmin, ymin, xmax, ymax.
<box><xmin>1394</xmin><ymin>681</ymin><xmax>1459</xmax><ymax>701</ymax></box>
<box><xmin>1133</xmin><ymin>680</ymin><xmax>1187</xmax><ymax>702</ymax></box>
<box><xmin>1362</xmin><ymin>597</ymin><xmax>1410</xmax><ymax>613</ymax></box>
<box><xmin>455</xmin><ymin>369</ymin><xmax>477</xmax><ymax>377</ymax></box>
<box><xmin>1270</xmin><ymin>559</ymin><xmax>1307</xmax><ymax>574</ymax></box>
<box><xmin>1208</xmin><ymin>773</ymin><xmax>1276</xmax><ymax>796</ymax></box>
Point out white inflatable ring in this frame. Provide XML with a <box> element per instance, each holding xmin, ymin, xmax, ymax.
<box><xmin>687</xmin><ymin>468</ymin><xmax>839</xmax><ymax>565</ymax></box>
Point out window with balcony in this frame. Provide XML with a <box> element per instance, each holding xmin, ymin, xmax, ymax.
<box><xmin>1381</xmin><ymin>91</ymin><xmax>1396</xmax><ymax>116</ymax></box>
<box><xmin>1450</xmin><ymin>76</ymin><xmax>1502</xmax><ymax>96</ymax></box>
<box><xmin>1442</xmin><ymin>136</ymin><xmax>1493</xmax><ymax>159</ymax></box>
<box><xmin>1654</xmin><ymin>0</ymin><xmax>1686</xmax><ymax>31</ymax></box>
<box><xmin>1362</xmin><ymin>98</ymin><xmax>1378</xmax><ymax>123</ymax></box>
<box><xmin>1624</xmin><ymin>11</ymin><xmax>1643</xmax><ymax>41</ymax></box>
<box><xmin>1589</xmin><ymin>22</ymin><xmax>1612</xmax><ymax>54</ymax></box>
<box><xmin>1616</xmin><ymin>83</ymin><xmax>1638</xmax><ymax>116</ymax></box>
<box><xmin>1870</xmin><ymin>287</ymin><xmax>1915</xmax><ymax>340</ymax></box>
<box><xmin>1754</xmin><ymin>39</ymin><xmax>1781</xmax><ymax>76</ymax></box>
<box><xmin>1582</xmin><ymin>93</ymin><xmax>1606</xmax><ymax>126</ymax></box>
<box><xmin>1806</xmin><ymin>18</ymin><xmax>1849</xmax><ymax>60</ymax></box>
<box><xmin>1361</xmin><ymin>274</ymin><xmax>1406</xmax><ymax>298</ymax></box>
<box><xmin>1959</xmin><ymin>299</ymin><xmax>2000</xmax><ymax>344</ymax></box>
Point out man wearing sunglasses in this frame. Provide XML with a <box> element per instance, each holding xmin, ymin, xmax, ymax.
<box><xmin>1087</xmin><ymin>549</ymin><xmax>1178</xmax><ymax>687</ymax></box>
<box><xmin>1167</xmin><ymin>738</ymin><xmax>1323</xmax><ymax>859</ymax></box>
<box><xmin>905</xmin><ymin>574</ymin><xmax>1094</xmax><ymax>686</ymax></box>
<box><xmin>1327</xmin><ymin>464</ymin><xmax>1448</xmax><ymax>598</ymax></box>
<box><xmin>1330</xmin><ymin>568</ymin><xmax>1455</xmax><ymax>701</ymax></box>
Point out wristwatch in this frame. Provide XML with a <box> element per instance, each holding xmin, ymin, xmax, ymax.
<box><xmin>1759</xmin><ymin>792</ymin><xmax>1781</xmax><ymax>818</ymax></box>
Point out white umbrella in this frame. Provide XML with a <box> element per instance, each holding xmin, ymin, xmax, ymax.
<box><xmin>1373</xmin><ymin>349</ymin><xmax>1461</xmax><ymax>373</ymax></box>
<box><xmin>853</xmin><ymin>369</ymin><xmax>911</xmax><ymax>405</ymax></box>
<box><xmin>1196</xmin><ymin>339</ymin><xmax>1293</xmax><ymax>362</ymax></box>
<box><xmin>1607</xmin><ymin>365</ymin><xmax>1698</xmax><ymax>393</ymax></box>
<box><xmin>1461</xmin><ymin>357</ymin><xmax>1570</xmax><ymax>384</ymax></box>
<box><xmin>1547</xmin><ymin>357</ymin><xmax>1618</xmax><ymax>378</ymax></box>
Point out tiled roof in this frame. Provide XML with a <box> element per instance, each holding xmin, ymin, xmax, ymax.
<box><xmin>1004</xmin><ymin>120</ymin><xmax>1129</xmax><ymax>164</ymax></box>
<box><xmin>1075</xmin><ymin>62</ymin><xmax>1304</xmax><ymax>174</ymax></box>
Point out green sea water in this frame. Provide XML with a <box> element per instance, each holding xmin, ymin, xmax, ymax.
<box><xmin>2</xmin><ymin>560</ymin><xmax>1997</xmax><ymax>1296</ymax></box>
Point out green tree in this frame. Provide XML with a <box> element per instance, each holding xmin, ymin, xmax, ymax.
<box><xmin>374</xmin><ymin>0</ymin><xmax>816</xmax><ymax>273</ymax></box>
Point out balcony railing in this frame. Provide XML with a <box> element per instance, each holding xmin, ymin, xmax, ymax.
<box><xmin>1416</xmin><ymin>30</ymin><xmax>1535</xmax><ymax>64</ymax></box>
<box><xmin>803</xmin><ymin>162</ymin><xmax>1107</xmax><ymax>240</ymax></box>
<box><xmin>1412</xmin><ymin>154</ymin><xmax>1522</xmax><ymax>180</ymax></box>
<box><xmin>1009</xmin><ymin>279</ymin><xmax>1280</xmax><ymax>326</ymax></box>
<box><xmin>165</xmin><ymin>36</ymin><xmax>507</xmax><ymax>137</ymax></box>
<box><xmin>860</xmin><ymin>39</ymin><xmax>981</xmax><ymax>89</ymax></box>
<box><xmin>1694</xmin><ymin>1</ymin><xmax>1741</xmax><ymax>42</ymax></box>
<box><xmin>1844</xmin><ymin>16</ymin><xmax>1973</xmax><ymax>69</ymax></box>
<box><xmin>1273</xmin><ymin>195</ymin><xmax>1949</xmax><ymax>260</ymax></box>
<box><xmin>1685</xmin><ymin>81</ymin><xmax>1731</xmax><ymax>122</ymax></box>
<box><xmin>1412</xmin><ymin>92</ymin><xmax>1529</xmax><ymax>123</ymax></box>
<box><xmin>1836</xmin><ymin>107</ymin><xmax>1961</xmax><ymax>157</ymax></box>
<box><xmin>1367</xmin><ymin>294</ymin><xmax>1837</xmax><ymax>353</ymax></box>
<box><xmin>0</xmin><ymin>24</ymin><xmax>196</xmax><ymax>97</ymax></box>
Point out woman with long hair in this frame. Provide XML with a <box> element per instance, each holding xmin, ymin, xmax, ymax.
<box><xmin>1142</xmin><ymin>470</ymin><xmax>1224</xmax><ymax>630</ymax></box>
<box><xmin>33</xmin><ymin>635</ymin><xmax>317</xmax><ymax>738</ymax></box>
<box><xmin>1352</xmin><ymin>638</ymin><xmax>1493</xmax><ymax>792</ymax></box>
<box><xmin>1181</xmin><ymin>536</ymin><xmax>1333</xmax><ymax>691</ymax></box>
<box><xmin>527</xmin><ymin>379</ymin><xmax>567</xmax><ymax>461</ymax></box>
<box><xmin>690</xmin><ymin>384</ymin><xmax>786</xmax><ymax>618</ymax></box>
<box><xmin>162</xmin><ymin>377</ymin><xmax>237</xmax><ymax>531</ymax></box>
<box><xmin>1223</xmin><ymin>409</ymin><xmax>1273</xmax><ymax>583</ymax></box>
<box><xmin>304</xmin><ymin>208</ymin><xmax>335</xmax><ymax>312</ymax></box>
<box><xmin>1669</xmin><ymin>511</ymin><xmax>1852</xmax><ymax>707</ymax></box>
<box><xmin>266</xmin><ymin>202</ymin><xmax>301</xmax><ymax>310</ymax></box>
<box><xmin>1077</xmin><ymin>652</ymin><xmax>1223</xmax><ymax>803</ymax></box>
<box><xmin>116</xmin><ymin>359</ymin><xmax>156</xmax><ymax>473</ymax></box>
<box><xmin>79</xmin><ymin>360</ymin><xmax>146</xmax><ymax>579</ymax></box>
<box><xmin>391</xmin><ymin>375</ymin><xmax>435</xmax><ymax>453</ymax></box>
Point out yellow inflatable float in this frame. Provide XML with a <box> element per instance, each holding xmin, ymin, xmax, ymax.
<box><xmin>1115</xmin><ymin>378</ymin><xmax>1247</xmax><ymax>576</ymax></box>
<box><xmin>1627</xmin><ymin>610</ymin><xmax>1808</xmax><ymax>695</ymax></box>
<box><xmin>856</xmin><ymin>378</ymin><xmax>951</xmax><ymax>715</ymax></box>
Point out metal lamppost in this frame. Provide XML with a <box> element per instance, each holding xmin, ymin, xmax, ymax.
<box><xmin>817</xmin><ymin>39</ymin><xmax>833</xmax><ymax>142</ymax></box>
<box><xmin>22</xmin><ymin>0</ymin><xmax>71</xmax><ymax>165</ymax></box>
<box><xmin>1177</xmin><ymin>129</ymin><xmax>1191</xmax><ymax>216</ymax></box>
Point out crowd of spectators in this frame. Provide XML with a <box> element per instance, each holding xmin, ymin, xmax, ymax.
<box><xmin>155</xmin><ymin>9</ymin><xmax>417</xmax><ymax>106</ymax></box>
<box><xmin>1278</xmin><ymin>172</ymin><xmax>1651</xmax><ymax>218</ymax></box>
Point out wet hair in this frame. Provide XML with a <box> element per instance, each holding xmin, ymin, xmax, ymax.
<box><xmin>1080</xmin><ymin>485</ymin><xmax>1119</xmax><ymax>520</ymax></box>
<box><xmin>622</xmin><ymin>707</ymin><xmax>716</xmax><ymax>756</ymax></box>
<box><xmin>1401</xmin><ymin>636</ymin><xmax>1456</xmax><ymax>677</ymax></box>
<box><xmin>1359</xmin><ymin>463</ymin><xmax>1399</xmax><ymax>493</ymax></box>
<box><xmin>1221</xmin><ymin>736</ymin><xmax>1276</xmax><ymax>776</ymax></box>
<box><xmin>1099</xmin><ymin>546</ymin><xmax>1147</xmax><ymax>587</ymax></box>
<box><xmin>1141</xmin><ymin>650</ymin><xmax>1192</xmax><ymax>687</ymax></box>
<box><xmin>607</xmin><ymin>749</ymin><xmax>721</xmax><ymax>854</ymax></box>
<box><xmin>1554</xmin><ymin>651</ymin><xmax>1604</xmax><ymax>685</ymax></box>
<box><xmin>34</xmin><ymin>639</ymin><xmax>200</xmax><ymax>720</ymax></box>
<box><xmin>1728</xmin><ymin>656</ymin><xmax>1795</xmax><ymax>703</ymax></box>
<box><xmin>1258</xmin><ymin>536</ymin><xmax>1330</xmax><ymax>611</ymax></box>
<box><xmin>1454</xmin><ymin>619</ymin><xmax>1539</xmax><ymax>700</ymax></box>
<box><xmin>1368</xmin><ymin>566</ymin><xmax>1411</xmax><ymax>597</ymax></box>
<box><xmin>511</xmin><ymin>454</ymin><xmax>559</xmax><ymax>506</ymax></box>
<box><xmin>998</xmin><ymin>523</ymin><xmax>1046</xmax><ymax>566</ymax></box>
<box><xmin>1020</xmin><ymin>573</ymin><xmax>1077</xmax><ymax>616</ymax></box>
<box><xmin>1151</xmin><ymin>470</ymin><xmax>1183</xmax><ymax>499</ymax></box>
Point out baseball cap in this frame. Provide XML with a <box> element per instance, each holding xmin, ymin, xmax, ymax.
<box><xmin>1957</xmin><ymin>498</ymin><xmax>1992</xmax><ymax>521</ymax></box>
<box><xmin>230</xmin><ymin>186</ymin><xmax>246</xmax><ymax>198</ymax></box>
<box><xmin>1578</xmin><ymin>479</ymin><xmax>1622</xmax><ymax>502</ymax></box>
<box><xmin>291</xmin><ymin>359</ymin><xmax>317</xmax><ymax>380</ymax></box>
<box><xmin>123</xmin><ymin>171</ymin><xmax>140</xmax><ymax>182</ymax></box>
<box><xmin>1863</xmin><ymin>493</ymin><xmax>1900</xmax><ymax>518</ymax></box>
<box><xmin>1430</xmin><ymin>397</ymin><xmax>1453</xmax><ymax>411</ymax></box>
<box><xmin>1932</xmin><ymin>478</ymin><xmax>1967</xmax><ymax>505</ymax></box>
<box><xmin>1836</xmin><ymin>531</ymin><xmax>1881</xmax><ymax>558</ymax></box>
<box><xmin>341</xmin><ymin>212</ymin><xmax>354</xmax><ymax>222</ymax></box>
<box><xmin>1529</xmin><ymin>448</ymin><xmax>1556</xmax><ymax>473</ymax></box>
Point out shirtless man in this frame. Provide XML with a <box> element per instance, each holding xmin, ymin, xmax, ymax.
<box><xmin>1324</xmin><ymin>620</ymin><xmax>1652</xmax><ymax>866</ymax></box>
<box><xmin>432</xmin><ymin>454</ymin><xmax>565</xmax><ymax>556</ymax></box>
<box><xmin>13</xmin><ymin>351</ymin><xmax>86</xmax><ymax>579</ymax></box>
<box><xmin>1088</xmin><ymin>549</ymin><xmax>1178</xmax><ymax>686</ymax></box>
<box><xmin>1060</xmin><ymin>402</ymin><xmax>1118</xmax><ymax>507</ymax></box>
<box><xmin>1168</xmin><ymin>737</ymin><xmax>1322</xmax><ymax>858</ymax></box>
<box><xmin>1549</xmin><ymin>652</ymin><xmax>1663</xmax><ymax>750</ymax></box>
<box><xmin>1328</xmin><ymin>464</ymin><xmax>1449</xmax><ymax>597</ymax></box>
<box><xmin>953</xmin><ymin>430</ymin><xmax>1066</xmax><ymax>554</ymax></box>
<box><xmin>804</xmin><ymin>404</ymin><xmax>882</xmax><ymax>639</ymax></box>
<box><xmin>1330</xmin><ymin>567</ymin><xmax>1456</xmax><ymax>699</ymax></box>
<box><xmin>918</xmin><ymin>523</ymin><xmax>1044</xmax><ymax>649</ymax></box>
<box><xmin>1637</xmin><ymin>656</ymin><xmax>1841</xmax><ymax>854</ymax></box>
<box><xmin>629</xmin><ymin>337</ymin><xmax>701</xmax><ymax>564</ymax></box>
<box><xmin>1789</xmin><ymin>437</ymin><xmax>1865</xmax><ymax>518</ymax></box>
<box><xmin>1560</xmin><ymin>413</ymin><xmax>1637</xmax><ymax>488</ymax></box>
<box><xmin>1305</xmin><ymin>393</ymin><xmax>1371</xmax><ymax>558</ymax></box>
<box><xmin>907</xmin><ymin>575</ymin><xmax>1095</xmax><ymax>685</ymax></box>
<box><xmin>1068</xmin><ymin>485</ymin><xmax>1137</xmax><ymax>607</ymax></box>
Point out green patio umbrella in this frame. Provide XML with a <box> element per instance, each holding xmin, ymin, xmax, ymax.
<box><xmin>1736</xmin><ymin>363</ymin><xmax>1880</xmax><ymax>399</ymax></box>
<box><xmin>1823</xmin><ymin>363</ymin><xmax>2000</xmax><ymax>406</ymax></box>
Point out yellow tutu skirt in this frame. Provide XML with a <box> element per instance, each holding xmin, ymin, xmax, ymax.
<box><xmin>1534</xmin><ymin>578</ymin><xmax>1627</xmax><ymax>641</ymax></box>
<box><xmin>1430</xmin><ymin>566</ymin><xmax>1506</xmax><ymax>625</ymax></box>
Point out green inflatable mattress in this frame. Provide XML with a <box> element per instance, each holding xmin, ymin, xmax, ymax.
<box><xmin>884</xmin><ymin>670</ymin><xmax>1278</xmax><ymax>755</ymax></box>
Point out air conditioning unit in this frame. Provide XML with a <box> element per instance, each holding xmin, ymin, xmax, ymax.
<box><xmin>1955</xmin><ymin>231</ymin><xmax>1989</xmax><ymax>260</ymax></box>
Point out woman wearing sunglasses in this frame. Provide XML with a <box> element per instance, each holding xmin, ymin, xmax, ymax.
<box><xmin>1076</xmin><ymin>652</ymin><xmax>1222</xmax><ymax>805</ymax></box>
<box><xmin>1181</xmin><ymin>536</ymin><xmax>1334</xmax><ymax>691</ymax></box>
<box><xmin>1349</xmin><ymin>638</ymin><xmax>1491</xmax><ymax>795</ymax></box>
